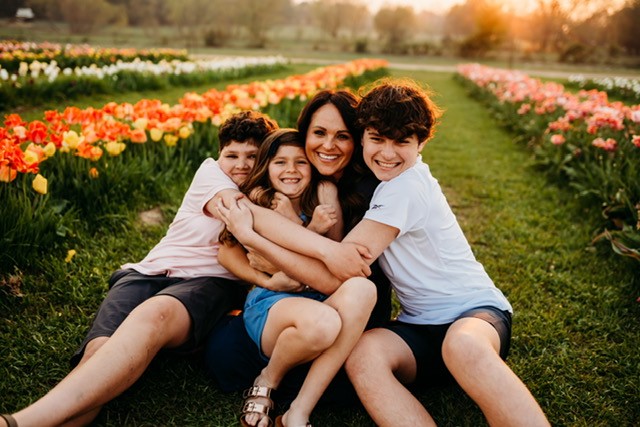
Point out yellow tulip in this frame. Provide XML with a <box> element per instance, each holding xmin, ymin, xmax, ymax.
<box><xmin>105</xmin><ymin>141</ymin><xmax>126</xmax><ymax>156</ymax></box>
<box><xmin>65</xmin><ymin>249</ymin><xmax>77</xmax><ymax>263</ymax></box>
<box><xmin>164</xmin><ymin>134</ymin><xmax>178</xmax><ymax>147</ymax></box>
<box><xmin>23</xmin><ymin>149</ymin><xmax>39</xmax><ymax>165</ymax></box>
<box><xmin>150</xmin><ymin>128</ymin><xmax>163</xmax><ymax>142</ymax></box>
<box><xmin>133</xmin><ymin>118</ymin><xmax>149</xmax><ymax>130</ymax></box>
<box><xmin>89</xmin><ymin>167</ymin><xmax>99</xmax><ymax>179</ymax></box>
<box><xmin>63</xmin><ymin>130</ymin><xmax>84</xmax><ymax>150</ymax></box>
<box><xmin>43</xmin><ymin>142</ymin><xmax>56</xmax><ymax>158</ymax></box>
<box><xmin>178</xmin><ymin>126</ymin><xmax>192</xmax><ymax>139</ymax></box>
<box><xmin>32</xmin><ymin>174</ymin><xmax>48</xmax><ymax>195</ymax></box>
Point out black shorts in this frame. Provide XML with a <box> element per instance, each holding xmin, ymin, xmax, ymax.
<box><xmin>384</xmin><ymin>306</ymin><xmax>512</xmax><ymax>387</ymax></box>
<box><xmin>70</xmin><ymin>269</ymin><xmax>248</xmax><ymax>367</ymax></box>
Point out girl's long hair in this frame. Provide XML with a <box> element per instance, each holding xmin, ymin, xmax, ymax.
<box><xmin>219</xmin><ymin>129</ymin><xmax>322</xmax><ymax>246</ymax></box>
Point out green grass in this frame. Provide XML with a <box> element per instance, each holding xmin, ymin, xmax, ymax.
<box><xmin>1</xmin><ymin>66</ymin><xmax>639</xmax><ymax>426</ymax></box>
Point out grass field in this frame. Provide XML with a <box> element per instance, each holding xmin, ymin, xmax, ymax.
<box><xmin>1</xmin><ymin>65</ymin><xmax>639</xmax><ymax>426</ymax></box>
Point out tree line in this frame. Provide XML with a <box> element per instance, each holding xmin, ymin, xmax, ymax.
<box><xmin>2</xmin><ymin>0</ymin><xmax>639</xmax><ymax>64</ymax></box>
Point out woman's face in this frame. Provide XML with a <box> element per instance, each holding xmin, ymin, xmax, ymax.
<box><xmin>268</xmin><ymin>145</ymin><xmax>312</xmax><ymax>200</ymax></box>
<box><xmin>304</xmin><ymin>103</ymin><xmax>354</xmax><ymax>180</ymax></box>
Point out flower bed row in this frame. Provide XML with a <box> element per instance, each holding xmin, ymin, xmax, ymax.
<box><xmin>0</xmin><ymin>55</ymin><xmax>289</xmax><ymax>111</ymax></box>
<box><xmin>0</xmin><ymin>40</ymin><xmax>188</xmax><ymax>72</ymax></box>
<box><xmin>456</xmin><ymin>63</ymin><xmax>640</xmax><ymax>262</ymax></box>
<box><xmin>0</xmin><ymin>58</ymin><xmax>389</xmax><ymax>271</ymax></box>
<box><xmin>567</xmin><ymin>74</ymin><xmax>640</xmax><ymax>104</ymax></box>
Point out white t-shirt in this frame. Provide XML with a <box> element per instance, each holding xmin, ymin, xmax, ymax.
<box><xmin>364</xmin><ymin>157</ymin><xmax>512</xmax><ymax>325</ymax></box>
<box><xmin>122</xmin><ymin>158</ymin><xmax>238</xmax><ymax>279</ymax></box>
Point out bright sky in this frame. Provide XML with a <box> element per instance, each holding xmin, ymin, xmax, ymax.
<box><xmin>297</xmin><ymin>0</ymin><xmax>629</xmax><ymax>17</ymax></box>
<box><xmin>360</xmin><ymin>0</ymin><xmax>628</xmax><ymax>16</ymax></box>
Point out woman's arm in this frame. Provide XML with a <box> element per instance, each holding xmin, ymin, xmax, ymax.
<box><xmin>218</xmin><ymin>243</ymin><xmax>302</xmax><ymax>292</ymax></box>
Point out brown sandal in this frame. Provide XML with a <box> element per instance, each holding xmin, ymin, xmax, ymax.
<box><xmin>240</xmin><ymin>385</ymin><xmax>275</xmax><ymax>427</ymax></box>
<box><xmin>274</xmin><ymin>415</ymin><xmax>312</xmax><ymax>427</ymax></box>
<box><xmin>0</xmin><ymin>414</ymin><xmax>17</xmax><ymax>427</ymax></box>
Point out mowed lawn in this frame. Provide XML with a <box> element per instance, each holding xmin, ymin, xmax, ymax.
<box><xmin>0</xmin><ymin>66</ymin><xmax>638</xmax><ymax>426</ymax></box>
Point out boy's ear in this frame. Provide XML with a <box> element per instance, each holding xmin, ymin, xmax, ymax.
<box><xmin>418</xmin><ymin>140</ymin><xmax>428</xmax><ymax>151</ymax></box>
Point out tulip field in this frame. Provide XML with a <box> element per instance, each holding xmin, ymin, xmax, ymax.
<box><xmin>456</xmin><ymin>64</ymin><xmax>640</xmax><ymax>264</ymax></box>
<box><xmin>1</xmin><ymin>41</ymin><xmax>638</xmax><ymax>426</ymax></box>
<box><xmin>0</xmin><ymin>49</ymin><xmax>387</xmax><ymax>271</ymax></box>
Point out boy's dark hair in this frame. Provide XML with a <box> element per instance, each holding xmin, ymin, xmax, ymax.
<box><xmin>357</xmin><ymin>78</ymin><xmax>442</xmax><ymax>143</ymax></box>
<box><xmin>218</xmin><ymin>111</ymin><xmax>278</xmax><ymax>153</ymax></box>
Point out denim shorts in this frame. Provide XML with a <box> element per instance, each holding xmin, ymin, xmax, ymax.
<box><xmin>243</xmin><ymin>287</ymin><xmax>327</xmax><ymax>360</ymax></box>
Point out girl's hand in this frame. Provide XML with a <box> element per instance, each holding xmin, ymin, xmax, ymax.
<box><xmin>307</xmin><ymin>204</ymin><xmax>338</xmax><ymax>235</ymax></box>
<box><xmin>271</xmin><ymin>192</ymin><xmax>302</xmax><ymax>223</ymax></box>
<box><xmin>215</xmin><ymin>195</ymin><xmax>254</xmax><ymax>243</ymax></box>
<box><xmin>265</xmin><ymin>271</ymin><xmax>303</xmax><ymax>292</ymax></box>
<box><xmin>247</xmin><ymin>250</ymin><xmax>278</xmax><ymax>275</ymax></box>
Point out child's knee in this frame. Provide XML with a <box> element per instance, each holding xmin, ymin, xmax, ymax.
<box><xmin>442</xmin><ymin>325</ymin><xmax>493</xmax><ymax>366</ymax></box>
<box><xmin>301</xmin><ymin>305</ymin><xmax>342</xmax><ymax>349</ymax></box>
<box><xmin>130</xmin><ymin>295</ymin><xmax>187</xmax><ymax>330</ymax></box>
<box><xmin>341</xmin><ymin>277</ymin><xmax>377</xmax><ymax>310</ymax></box>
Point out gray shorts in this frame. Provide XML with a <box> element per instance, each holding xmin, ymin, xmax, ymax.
<box><xmin>70</xmin><ymin>269</ymin><xmax>248</xmax><ymax>367</ymax></box>
<box><xmin>384</xmin><ymin>306</ymin><xmax>512</xmax><ymax>386</ymax></box>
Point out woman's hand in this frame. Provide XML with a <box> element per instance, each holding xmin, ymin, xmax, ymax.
<box><xmin>264</xmin><ymin>271</ymin><xmax>304</xmax><ymax>292</ymax></box>
<box><xmin>215</xmin><ymin>194</ymin><xmax>255</xmax><ymax>244</ymax></box>
<box><xmin>307</xmin><ymin>204</ymin><xmax>338</xmax><ymax>235</ymax></box>
<box><xmin>247</xmin><ymin>250</ymin><xmax>278</xmax><ymax>275</ymax></box>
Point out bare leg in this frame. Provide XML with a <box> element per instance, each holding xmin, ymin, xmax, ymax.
<box><xmin>345</xmin><ymin>328</ymin><xmax>437</xmax><ymax>427</ymax></box>
<box><xmin>243</xmin><ymin>297</ymin><xmax>343</xmax><ymax>427</ymax></box>
<box><xmin>282</xmin><ymin>277</ymin><xmax>376</xmax><ymax>427</ymax></box>
<box><xmin>8</xmin><ymin>295</ymin><xmax>192</xmax><ymax>427</ymax></box>
<box><xmin>442</xmin><ymin>318</ymin><xmax>550</xmax><ymax>427</ymax></box>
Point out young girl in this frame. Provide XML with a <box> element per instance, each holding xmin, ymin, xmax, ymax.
<box><xmin>218</xmin><ymin>129</ymin><xmax>376</xmax><ymax>427</ymax></box>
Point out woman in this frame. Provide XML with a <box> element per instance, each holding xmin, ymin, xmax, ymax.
<box><xmin>204</xmin><ymin>90</ymin><xmax>392</xmax><ymax>410</ymax></box>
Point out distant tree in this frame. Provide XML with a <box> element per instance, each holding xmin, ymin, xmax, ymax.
<box><xmin>235</xmin><ymin>0</ymin><xmax>291</xmax><ymax>48</ymax></box>
<box><xmin>609</xmin><ymin>0</ymin><xmax>640</xmax><ymax>55</ymax></box>
<box><xmin>444</xmin><ymin>2</ymin><xmax>475</xmax><ymax>39</ymax></box>
<box><xmin>165</xmin><ymin>0</ymin><xmax>217</xmax><ymax>47</ymax></box>
<box><xmin>374</xmin><ymin>5</ymin><xmax>416</xmax><ymax>53</ymax></box>
<box><xmin>524</xmin><ymin>0</ymin><xmax>570</xmax><ymax>53</ymax></box>
<box><xmin>445</xmin><ymin>0</ymin><xmax>507</xmax><ymax>57</ymax></box>
<box><xmin>125</xmin><ymin>0</ymin><xmax>160</xmax><ymax>27</ymax></box>
<box><xmin>310</xmin><ymin>0</ymin><xmax>369</xmax><ymax>39</ymax></box>
<box><xmin>27</xmin><ymin>0</ymin><xmax>64</xmax><ymax>21</ymax></box>
<box><xmin>58</xmin><ymin>0</ymin><xmax>126</xmax><ymax>34</ymax></box>
<box><xmin>570</xmin><ymin>9</ymin><xmax>611</xmax><ymax>48</ymax></box>
<box><xmin>0</xmin><ymin>0</ymin><xmax>25</xmax><ymax>18</ymax></box>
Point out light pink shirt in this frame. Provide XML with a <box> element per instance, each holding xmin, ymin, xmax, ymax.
<box><xmin>122</xmin><ymin>158</ymin><xmax>238</xmax><ymax>279</ymax></box>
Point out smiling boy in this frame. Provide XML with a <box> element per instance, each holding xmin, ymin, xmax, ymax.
<box><xmin>343</xmin><ymin>79</ymin><xmax>550</xmax><ymax>426</ymax></box>
<box><xmin>0</xmin><ymin>111</ymin><xmax>278</xmax><ymax>427</ymax></box>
